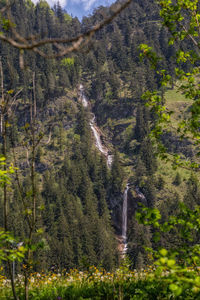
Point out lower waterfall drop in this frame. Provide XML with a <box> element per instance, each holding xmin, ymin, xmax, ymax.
<box><xmin>122</xmin><ymin>184</ymin><xmax>129</xmax><ymax>254</ymax></box>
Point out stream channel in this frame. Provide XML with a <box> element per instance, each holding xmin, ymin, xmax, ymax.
<box><xmin>79</xmin><ymin>84</ymin><xmax>130</xmax><ymax>255</ymax></box>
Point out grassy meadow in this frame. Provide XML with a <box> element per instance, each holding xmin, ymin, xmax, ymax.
<box><xmin>1</xmin><ymin>264</ymin><xmax>200</xmax><ymax>299</ymax></box>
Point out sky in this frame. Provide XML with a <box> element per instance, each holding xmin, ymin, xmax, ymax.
<box><xmin>31</xmin><ymin>0</ymin><xmax>115</xmax><ymax>20</ymax></box>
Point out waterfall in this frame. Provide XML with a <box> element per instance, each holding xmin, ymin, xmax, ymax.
<box><xmin>79</xmin><ymin>84</ymin><xmax>88</xmax><ymax>107</ymax></box>
<box><xmin>90</xmin><ymin>123</ymin><xmax>107</xmax><ymax>155</ymax></box>
<box><xmin>90</xmin><ymin>120</ymin><xmax>113</xmax><ymax>167</ymax></box>
<box><xmin>122</xmin><ymin>184</ymin><xmax>129</xmax><ymax>254</ymax></box>
<box><xmin>107</xmin><ymin>154</ymin><xmax>113</xmax><ymax>167</ymax></box>
<box><xmin>79</xmin><ymin>84</ymin><xmax>113</xmax><ymax>167</ymax></box>
<box><xmin>79</xmin><ymin>84</ymin><xmax>130</xmax><ymax>255</ymax></box>
<box><xmin>82</xmin><ymin>94</ymin><xmax>88</xmax><ymax>108</ymax></box>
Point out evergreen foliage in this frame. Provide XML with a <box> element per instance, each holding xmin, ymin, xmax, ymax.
<box><xmin>0</xmin><ymin>0</ymin><xmax>199</xmax><ymax>290</ymax></box>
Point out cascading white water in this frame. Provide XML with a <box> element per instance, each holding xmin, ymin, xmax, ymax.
<box><xmin>122</xmin><ymin>184</ymin><xmax>129</xmax><ymax>253</ymax></box>
<box><xmin>107</xmin><ymin>154</ymin><xmax>113</xmax><ymax>167</ymax></box>
<box><xmin>79</xmin><ymin>84</ymin><xmax>113</xmax><ymax>167</ymax></box>
<box><xmin>90</xmin><ymin>123</ymin><xmax>107</xmax><ymax>154</ymax></box>
<box><xmin>79</xmin><ymin>84</ymin><xmax>130</xmax><ymax>255</ymax></box>
<box><xmin>79</xmin><ymin>84</ymin><xmax>88</xmax><ymax>107</ymax></box>
<box><xmin>89</xmin><ymin>112</ymin><xmax>106</xmax><ymax>156</ymax></box>
<box><xmin>90</xmin><ymin>120</ymin><xmax>113</xmax><ymax>167</ymax></box>
<box><xmin>82</xmin><ymin>95</ymin><xmax>88</xmax><ymax>108</ymax></box>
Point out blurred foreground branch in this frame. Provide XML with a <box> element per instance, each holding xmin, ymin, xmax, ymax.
<box><xmin>1</xmin><ymin>0</ymin><xmax>132</xmax><ymax>59</ymax></box>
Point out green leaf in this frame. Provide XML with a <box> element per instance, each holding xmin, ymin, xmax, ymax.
<box><xmin>159</xmin><ymin>249</ymin><xmax>168</xmax><ymax>256</ymax></box>
<box><xmin>169</xmin><ymin>284</ymin><xmax>179</xmax><ymax>292</ymax></box>
<box><xmin>167</xmin><ymin>259</ymin><xmax>176</xmax><ymax>267</ymax></box>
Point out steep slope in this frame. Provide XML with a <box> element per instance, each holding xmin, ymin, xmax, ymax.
<box><xmin>0</xmin><ymin>0</ymin><xmax>197</xmax><ymax>272</ymax></box>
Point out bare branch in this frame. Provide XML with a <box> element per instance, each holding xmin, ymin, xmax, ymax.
<box><xmin>26</xmin><ymin>148</ymin><xmax>30</xmax><ymax>168</ymax></box>
<box><xmin>0</xmin><ymin>1</ymin><xmax>12</xmax><ymax>14</ymax></box>
<box><xmin>182</xmin><ymin>25</ymin><xmax>199</xmax><ymax>47</ymax></box>
<box><xmin>45</xmin><ymin>129</ymin><xmax>52</xmax><ymax>145</ymax></box>
<box><xmin>7</xmin><ymin>88</ymin><xmax>23</xmax><ymax>114</ymax></box>
<box><xmin>0</xmin><ymin>56</ymin><xmax>4</xmax><ymax>134</ymax></box>
<box><xmin>32</xmin><ymin>72</ymin><xmax>36</xmax><ymax>119</ymax></box>
<box><xmin>1</xmin><ymin>0</ymin><xmax>132</xmax><ymax>58</ymax></box>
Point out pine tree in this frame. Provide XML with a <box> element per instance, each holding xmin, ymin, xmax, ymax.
<box><xmin>173</xmin><ymin>172</ymin><xmax>181</xmax><ymax>186</ymax></box>
<box><xmin>128</xmin><ymin>218</ymin><xmax>152</xmax><ymax>270</ymax></box>
<box><xmin>184</xmin><ymin>174</ymin><xmax>200</xmax><ymax>209</ymax></box>
<box><xmin>110</xmin><ymin>150</ymin><xmax>124</xmax><ymax>196</ymax></box>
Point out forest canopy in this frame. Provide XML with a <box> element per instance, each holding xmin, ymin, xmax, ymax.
<box><xmin>0</xmin><ymin>0</ymin><xmax>200</xmax><ymax>299</ymax></box>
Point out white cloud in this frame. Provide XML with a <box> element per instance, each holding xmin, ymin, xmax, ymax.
<box><xmin>82</xmin><ymin>0</ymin><xmax>97</xmax><ymax>11</ymax></box>
<box><xmin>31</xmin><ymin>0</ymin><xmax>68</xmax><ymax>7</ymax></box>
<box><xmin>70</xmin><ymin>0</ymin><xmax>96</xmax><ymax>11</ymax></box>
<box><xmin>31</xmin><ymin>0</ymin><xmax>111</xmax><ymax>15</ymax></box>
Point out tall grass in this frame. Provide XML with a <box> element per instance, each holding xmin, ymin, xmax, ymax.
<box><xmin>0</xmin><ymin>266</ymin><xmax>200</xmax><ymax>299</ymax></box>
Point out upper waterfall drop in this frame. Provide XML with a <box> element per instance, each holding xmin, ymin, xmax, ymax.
<box><xmin>79</xmin><ymin>84</ymin><xmax>113</xmax><ymax>168</ymax></box>
<box><xmin>90</xmin><ymin>124</ymin><xmax>107</xmax><ymax>154</ymax></box>
<box><xmin>90</xmin><ymin>120</ymin><xmax>113</xmax><ymax>168</ymax></box>
<box><xmin>79</xmin><ymin>84</ymin><xmax>88</xmax><ymax>107</ymax></box>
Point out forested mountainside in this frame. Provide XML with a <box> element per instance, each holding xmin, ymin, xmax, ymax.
<box><xmin>0</xmin><ymin>0</ymin><xmax>199</xmax><ymax>273</ymax></box>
